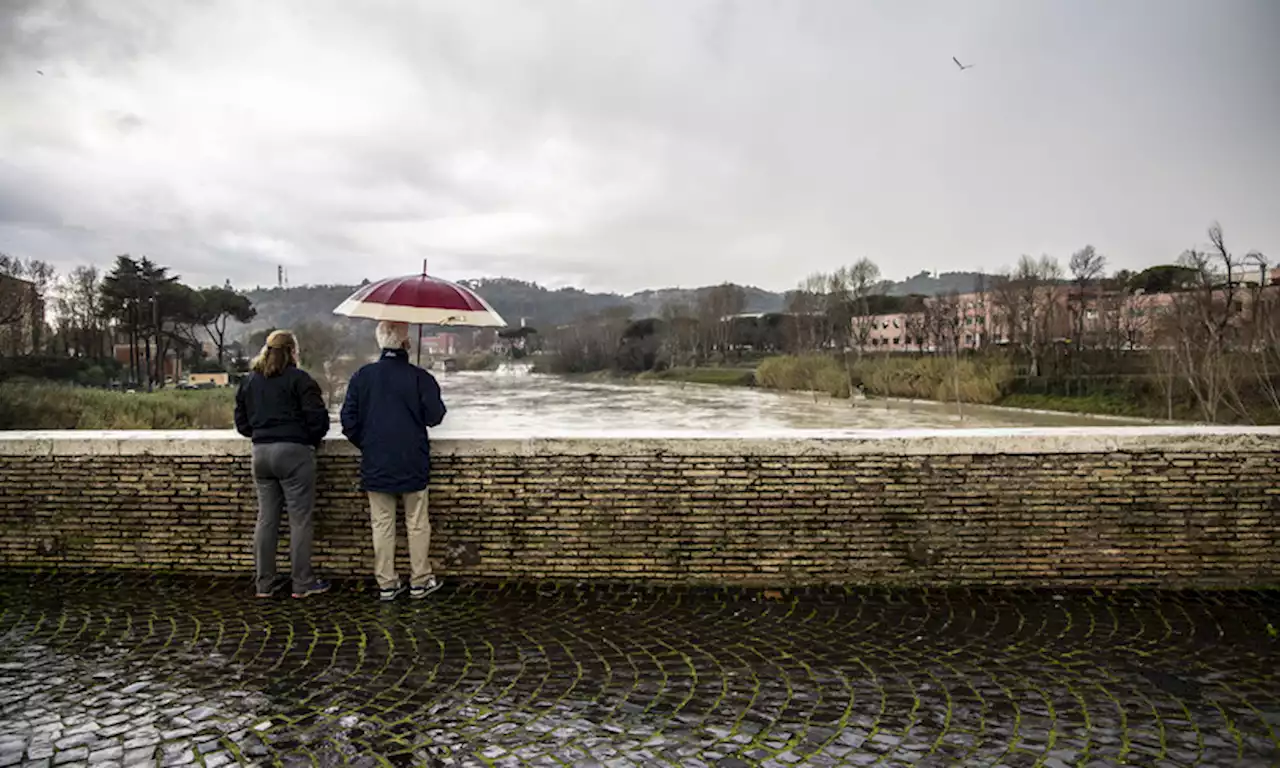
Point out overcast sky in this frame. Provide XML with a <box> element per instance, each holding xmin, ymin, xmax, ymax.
<box><xmin>2</xmin><ymin>0</ymin><xmax>1278</xmax><ymax>293</ymax></box>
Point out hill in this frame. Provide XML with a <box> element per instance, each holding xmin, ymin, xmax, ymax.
<box><xmin>884</xmin><ymin>271</ymin><xmax>994</xmax><ymax>296</ymax></box>
<box><xmin>235</xmin><ymin>272</ymin><xmax>998</xmax><ymax>342</ymax></box>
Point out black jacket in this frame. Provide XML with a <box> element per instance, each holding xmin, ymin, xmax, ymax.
<box><xmin>234</xmin><ymin>366</ymin><xmax>330</xmax><ymax>447</ymax></box>
<box><xmin>340</xmin><ymin>348</ymin><xmax>446</xmax><ymax>494</ymax></box>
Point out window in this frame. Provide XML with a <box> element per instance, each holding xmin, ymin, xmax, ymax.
<box><xmin>892</xmin><ymin>319</ymin><xmax>900</xmax><ymax>328</ymax></box>
<box><xmin>893</xmin><ymin>337</ymin><xmax>900</xmax><ymax>345</ymax></box>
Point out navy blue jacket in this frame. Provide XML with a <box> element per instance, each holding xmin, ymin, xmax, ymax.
<box><xmin>340</xmin><ymin>348</ymin><xmax>447</xmax><ymax>494</ymax></box>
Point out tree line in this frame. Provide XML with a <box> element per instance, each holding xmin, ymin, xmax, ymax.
<box><xmin>0</xmin><ymin>254</ymin><xmax>257</xmax><ymax>389</ymax></box>
<box><xmin>542</xmin><ymin>223</ymin><xmax>1277</xmax><ymax>423</ymax></box>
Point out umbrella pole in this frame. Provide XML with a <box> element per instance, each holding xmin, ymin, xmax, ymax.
<box><xmin>417</xmin><ymin>323</ymin><xmax>422</xmax><ymax>366</ymax></box>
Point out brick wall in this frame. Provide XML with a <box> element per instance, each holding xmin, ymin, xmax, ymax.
<box><xmin>1</xmin><ymin>429</ymin><xmax>1279</xmax><ymax>587</ymax></box>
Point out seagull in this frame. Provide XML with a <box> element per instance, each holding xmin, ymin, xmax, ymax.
<box><xmin>952</xmin><ymin>57</ymin><xmax>974</xmax><ymax>71</ymax></box>
<box><xmin>36</xmin><ymin>69</ymin><xmax>44</xmax><ymax>75</ymax></box>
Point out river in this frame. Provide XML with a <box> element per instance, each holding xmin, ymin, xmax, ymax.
<box><xmin>421</xmin><ymin>365</ymin><xmax>1136</xmax><ymax>437</ymax></box>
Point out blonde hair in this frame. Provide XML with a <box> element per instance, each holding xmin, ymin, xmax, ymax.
<box><xmin>376</xmin><ymin>320</ymin><xmax>410</xmax><ymax>350</ymax></box>
<box><xmin>251</xmin><ymin>330</ymin><xmax>299</xmax><ymax>377</ymax></box>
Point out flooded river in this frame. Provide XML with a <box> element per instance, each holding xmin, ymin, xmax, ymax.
<box><xmin>424</xmin><ymin>366</ymin><xmax>1135</xmax><ymax>437</ymax></box>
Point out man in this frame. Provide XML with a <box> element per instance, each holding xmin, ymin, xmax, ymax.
<box><xmin>340</xmin><ymin>320</ymin><xmax>447</xmax><ymax>601</ymax></box>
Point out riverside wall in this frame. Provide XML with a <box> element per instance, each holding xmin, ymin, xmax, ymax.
<box><xmin>1</xmin><ymin>428</ymin><xmax>1278</xmax><ymax>587</ymax></box>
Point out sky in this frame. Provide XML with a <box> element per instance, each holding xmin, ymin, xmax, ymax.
<box><xmin>2</xmin><ymin>0</ymin><xmax>1278</xmax><ymax>294</ymax></box>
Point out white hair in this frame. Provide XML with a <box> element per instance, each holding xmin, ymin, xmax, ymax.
<box><xmin>376</xmin><ymin>321</ymin><xmax>410</xmax><ymax>350</ymax></box>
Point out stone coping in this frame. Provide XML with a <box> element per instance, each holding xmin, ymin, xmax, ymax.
<box><xmin>0</xmin><ymin>426</ymin><xmax>1277</xmax><ymax>457</ymax></box>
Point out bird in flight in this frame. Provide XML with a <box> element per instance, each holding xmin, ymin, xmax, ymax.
<box><xmin>36</xmin><ymin>69</ymin><xmax>44</xmax><ymax>75</ymax></box>
<box><xmin>952</xmin><ymin>57</ymin><xmax>974</xmax><ymax>71</ymax></box>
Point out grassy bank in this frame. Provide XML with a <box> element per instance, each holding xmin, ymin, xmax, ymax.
<box><xmin>997</xmin><ymin>393</ymin><xmax>1154</xmax><ymax>419</ymax></box>
<box><xmin>636</xmin><ymin>367</ymin><xmax>757</xmax><ymax>387</ymax></box>
<box><xmin>756</xmin><ymin>354</ymin><xmax>1013</xmax><ymax>405</ymax></box>
<box><xmin>0</xmin><ymin>382</ymin><xmax>235</xmax><ymax>429</ymax></box>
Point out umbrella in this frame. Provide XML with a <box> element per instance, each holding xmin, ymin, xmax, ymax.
<box><xmin>334</xmin><ymin>261</ymin><xmax>506</xmax><ymax>364</ymax></box>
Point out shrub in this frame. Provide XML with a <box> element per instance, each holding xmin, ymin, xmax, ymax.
<box><xmin>0</xmin><ymin>382</ymin><xmax>235</xmax><ymax>429</ymax></box>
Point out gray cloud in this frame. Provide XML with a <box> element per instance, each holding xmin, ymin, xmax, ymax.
<box><xmin>1</xmin><ymin>0</ymin><xmax>1278</xmax><ymax>293</ymax></box>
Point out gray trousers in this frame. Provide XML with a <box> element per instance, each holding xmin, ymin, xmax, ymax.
<box><xmin>252</xmin><ymin>443</ymin><xmax>317</xmax><ymax>593</ymax></box>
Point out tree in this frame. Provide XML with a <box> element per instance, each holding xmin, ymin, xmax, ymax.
<box><xmin>53</xmin><ymin>266</ymin><xmax>109</xmax><ymax>358</ymax></box>
<box><xmin>1128</xmin><ymin>264</ymin><xmax>1199</xmax><ymax>295</ymax></box>
<box><xmin>294</xmin><ymin>321</ymin><xmax>355</xmax><ymax>406</ymax></box>
<box><xmin>991</xmin><ymin>255</ymin><xmax>1063</xmax><ymax>376</ymax></box>
<box><xmin>101</xmin><ymin>256</ymin><xmax>202</xmax><ymax>389</ymax></box>
<box><xmin>784</xmin><ymin>273</ymin><xmax>828</xmax><ymax>352</ymax></box>
<box><xmin>197</xmin><ymin>287</ymin><xmax>257</xmax><ymax>366</ymax></box>
<box><xmin>0</xmin><ymin>254</ymin><xmax>55</xmax><ymax>355</ymax></box>
<box><xmin>845</xmin><ymin>258</ymin><xmax>882</xmax><ymax>357</ymax></box>
<box><xmin>659</xmin><ymin>301</ymin><xmax>699</xmax><ymax>367</ymax></box>
<box><xmin>1068</xmin><ymin>245</ymin><xmax>1107</xmax><ymax>351</ymax></box>
<box><xmin>695</xmin><ymin>284</ymin><xmax>746</xmax><ymax>361</ymax></box>
<box><xmin>1156</xmin><ymin>222</ymin><xmax>1255</xmax><ymax>422</ymax></box>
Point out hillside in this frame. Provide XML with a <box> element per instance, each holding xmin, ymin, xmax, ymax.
<box><xmin>235</xmin><ymin>272</ymin><xmax>996</xmax><ymax>342</ymax></box>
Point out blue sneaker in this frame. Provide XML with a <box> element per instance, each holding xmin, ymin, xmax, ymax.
<box><xmin>379</xmin><ymin>582</ymin><xmax>407</xmax><ymax>602</ymax></box>
<box><xmin>292</xmin><ymin>580</ymin><xmax>331</xmax><ymax>599</ymax></box>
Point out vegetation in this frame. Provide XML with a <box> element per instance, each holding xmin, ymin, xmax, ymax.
<box><xmin>0</xmin><ymin>355</ymin><xmax>123</xmax><ymax>388</ymax></box>
<box><xmin>0</xmin><ymin>382</ymin><xmax>234</xmax><ymax>429</ymax></box>
<box><xmin>636</xmin><ymin>367</ymin><xmax>757</xmax><ymax>387</ymax></box>
<box><xmin>756</xmin><ymin>354</ymin><xmax>1013</xmax><ymax>405</ymax></box>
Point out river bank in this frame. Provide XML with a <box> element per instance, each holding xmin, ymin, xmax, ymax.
<box><xmin>621</xmin><ymin>355</ymin><xmax>1215</xmax><ymax>423</ymax></box>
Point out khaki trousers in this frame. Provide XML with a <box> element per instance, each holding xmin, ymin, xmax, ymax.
<box><xmin>367</xmin><ymin>490</ymin><xmax>432</xmax><ymax>589</ymax></box>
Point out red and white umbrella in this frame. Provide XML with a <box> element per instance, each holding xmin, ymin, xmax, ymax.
<box><xmin>334</xmin><ymin>263</ymin><xmax>506</xmax><ymax>327</ymax></box>
<box><xmin>334</xmin><ymin>262</ymin><xmax>506</xmax><ymax>364</ymax></box>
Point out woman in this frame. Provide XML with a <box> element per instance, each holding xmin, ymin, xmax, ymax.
<box><xmin>234</xmin><ymin>330</ymin><xmax>331</xmax><ymax>599</ymax></box>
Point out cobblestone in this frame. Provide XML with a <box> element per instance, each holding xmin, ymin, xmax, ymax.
<box><xmin>1</xmin><ymin>573</ymin><xmax>1279</xmax><ymax>766</ymax></box>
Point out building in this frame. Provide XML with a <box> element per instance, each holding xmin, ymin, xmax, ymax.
<box><xmin>112</xmin><ymin>342</ymin><xmax>183</xmax><ymax>385</ymax></box>
<box><xmin>0</xmin><ymin>274</ymin><xmax>45</xmax><ymax>356</ymax></box>
<box><xmin>420</xmin><ymin>332</ymin><xmax>459</xmax><ymax>356</ymax></box>
<box><xmin>187</xmin><ymin>372</ymin><xmax>230</xmax><ymax>388</ymax></box>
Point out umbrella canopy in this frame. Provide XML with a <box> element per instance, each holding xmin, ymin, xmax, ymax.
<box><xmin>334</xmin><ymin>267</ymin><xmax>506</xmax><ymax>327</ymax></box>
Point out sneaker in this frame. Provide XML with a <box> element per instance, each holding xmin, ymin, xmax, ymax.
<box><xmin>292</xmin><ymin>580</ymin><xmax>331</xmax><ymax>599</ymax></box>
<box><xmin>410</xmin><ymin>576</ymin><xmax>442</xmax><ymax>600</ymax></box>
<box><xmin>256</xmin><ymin>576</ymin><xmax>286</xmax><ymax>598</ymax></box>
<box><xmin>379</xmin><ymin>582</ymin><xmax>407</xmax><ymax>602</ymax></box>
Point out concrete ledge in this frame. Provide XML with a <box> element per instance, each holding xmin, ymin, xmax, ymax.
<box><xmin>0</xmin><ymin>425</ymin><xmax>1277</xmax><ymax>457</ymax></box>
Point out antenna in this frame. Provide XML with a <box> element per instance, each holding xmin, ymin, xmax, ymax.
<box><xmin>277</xmin><ymin>265</ymin><xmax>283</xmax><ymax>289</ymax></box>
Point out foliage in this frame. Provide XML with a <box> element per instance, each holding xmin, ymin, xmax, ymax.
<box><xmin>854</xmin><ymin>355</ymin><xmax>1013</xmax><ymax>404</ymax></box>
<box><xmin>636</xmin><ymin>368</ymin><xmax>757</xmax><ymax>387</ymax></box>
<box><xmin>0</xmin><ymin>253</ymin><xmax>56</xmax><ymax>355</ymax></box>
<box><xmin>756</xmin><ymin>355</ymin><xmax>851</xmax><ymax>398</ymax></box>
<box><xmin>0</xmin><ymin>355</ymin><xmax>122</xmax><ymax>387</ymax></box>
<box><xmin>0</xmin><ymin>382</ymin><xmax>233</xmax><ymax>429</ymax></box>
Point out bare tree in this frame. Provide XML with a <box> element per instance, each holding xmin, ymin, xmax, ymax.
<box><xmin>53</xmin><ymin>266</ymin><xmax>110</xmax><ymax>358</ymax></box>
<box><xmin>695</xmin><ymin>284</ymin><xmax>746</xmax><ymax>361</ymax></box>
<box><xmin>844</xmin><ymin>258</ymin><xmax>882</xmax><ymax>358</ymax></box>
<box><xmin>1159</xmin><ymin>222</ymin><xmax>1253</xmax><ymax>422</ymax></box>
<box><xmin>0</xmin><ymin>254</ymin><xmax>56</xmax><ymax>355</ymax></box>
<box><xmin>784</xmin><ymin>272</ymin><xmax>829</xmax><ymax>352</ymax></box>
<box><xmin>658</xmin><ymin>300</ymin><xmax>699</xmax><ymax>367</ymax></box>
<box><xmin>903</xmin><ymin>310</ymin><xmax>928</xmax><ymax>353</ymax></box>
<box><xmin>991</xmin><ymin>255</ymin><xmax>1062</xmax><ymax>376</ymax></box>
<box><xmin>1068</xmin><ymin>245</ymin><xmax>1107</xmax><ymax>351</ymax></box>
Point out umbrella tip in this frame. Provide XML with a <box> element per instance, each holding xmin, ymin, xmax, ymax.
<box><xmin>422</xmin><ymin>259</ymin><xmax>428</xmax><ymax>276</ymax></box>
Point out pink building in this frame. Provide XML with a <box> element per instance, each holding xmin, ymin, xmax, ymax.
<box><xmin>419</xmin><ymin>332</ymin><xmax>459</xmax><ymax>356</ymax></box>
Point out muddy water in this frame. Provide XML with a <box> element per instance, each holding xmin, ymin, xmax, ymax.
<box><xmin>420</xmin><ymin>366</ymin><xmax>1135</xmax><ymax>437</ymax></box>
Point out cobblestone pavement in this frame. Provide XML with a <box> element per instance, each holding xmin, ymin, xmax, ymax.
<box><xmin>1</xmin><ymin>574</ymin><xmax>1279</xmax><ymax>768</ymax></box>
